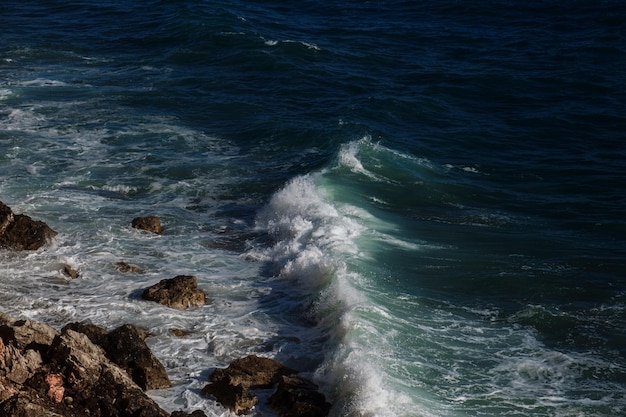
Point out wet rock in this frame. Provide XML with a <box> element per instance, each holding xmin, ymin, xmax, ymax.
<box><xmin>210</xmin><ymin>355</ymin><xmax>298</xmax><ymax>389</ymax></box>
<box><xmin>170</xmin><ymin>328</ymin><xmax>187</xmax><ymax>337</ymax></box>
<box><xmin>202</xmin><ymin>355</ymin><xmax>299</xmax><ymax>415</ymax></box>
<box><xmin>132</xmin><ymin>215</ymin><xmax>164</xmax><ymax>234</ymax></box>
<box><xmin>142</xmin><ymin>275</ymin><xmax>206</xmax><ymax>310</ymax></box>
<box><xmin>105</xmin><ymin>324</ymin><xmax>171</xmax><ymax>390</ymax></box>
<box><xmin>269</xmin><ymin>375</ymin><xmax>331</xmax><ymax>417</ymax></box>
<box><xmin>171</xmin><ymin>411</ymin><xmax>208</xmax><ymax>417</ymax></box>
<box><xmin>62</xmin><ymin>264</ymin><xmax>79</xmax><ymax>279</ymax></box>
<box><xmin>115</xmin><ymin>261</ymin><xmax>142</xmax><ymax>273</ymax></box>
<box><xmin>0</xmin><ymin>201</ymin><xmax>57</xmax><ymax>250</ymax></box>
<box><xmin>202</xmin><ymin>377</ymin><xmax>258</xmax><ymax>415</ymax></box>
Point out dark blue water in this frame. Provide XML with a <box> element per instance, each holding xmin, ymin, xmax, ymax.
<box><xmin>1</xmin><ymin>1</ymin><xmax>625</xmax><ymax>416</ymax></box>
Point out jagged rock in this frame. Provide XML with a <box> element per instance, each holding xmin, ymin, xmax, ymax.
<box><xmin>48</xmin><ymin>328</ymin><xmax>169</xmax><ymax>417</ymax></box>
<box><xmin>61</xmin><ymin>321</ymin><xmax>108</xmax><ymax>348</ymax></box>
<box><xmin>202</xmin><ymin>355</ymin><xmax>299</xmax><ymax>415</ymax></box>
<box><xmin>0</xmin><ymin>202</ymin><xmax>57</xmax><ymax>250</ymax></box>
<box><xmin>0</xmin><ymin>316</ymin><xmax>58</xmax><ymax>351</ymax></box>
<box><xmin>142</xmin><ymin>275</ymin><xmax>206</xmax><ymax>310</ymax></box>
<box><xmin>105</xmin><ymin>324</ymin><xmax>171</xmax><ymax>390</ymax></box>
<box><xmin>132</xmin><ymin>215</ymin><xmax>163</xmax><ymax>234</ymax></box>
<box><xmin>0</xmin><ymin>315</ymin><xmax>171</xmax><ymax>417</ymax></box>
<box><xmin>269</xmin><ymin>375</ymin><xmax>331</xmax><ymax>417</ymax></box>
<box><xmin>62</xmin><ymin>322</ymin><xmax>170</xmax><ymax>390</ymax></box>
<box><xmin>210</xmin><ymin>355</ymin><xmax>298</xmax><ymax>389</ymax></box>
<box><xmin>202</xmin><ymin>377</ymin><xmax>258</xmax><ymax>415</ymax></box>
<box><xmin>115</xmin><ymin>261</ymin><xmax>142</xmax><ymax>273</ymax></box>
<box><xmin>0</xmin><ymin>395</ymin><xmax>65</xmax><ymax>417</ymax></box>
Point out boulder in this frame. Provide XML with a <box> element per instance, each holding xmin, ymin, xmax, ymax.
<box><xmin>269</xmin><ymin>375</ymin><xmax>331</xmax><ymax>417</ymax></box>
<box><xmin>0</xmin><ymin>202</ymin><xmax>57</xmax><ymax>250</ymax></box>
<box><xmin>209</xmin><ymin>355</ymin><xmax>298</xmax><ymax>389</ymax></box>
<box><xmin>47</xmin><ymin>328</ymin><xmax>169</xmax><ymax>417</ymax></box>
<box><xmin>142</xmin><ymin>275</ymin><xmax>206</xmax><ymax>310</ymax></box>
<box><xmin>202</xmin><ymin>355</ymin><xmax>300</xmax><ymax>415</ymax></box>
<box><xmin>202</xmin><ymin>377</ymin><xmax>258</xmax><ymax>415</ymax></box>
<box><xmin>0</xmin><ymin>315</ymin><xmax>171</xmax><ymax>417</ymax></box>
<box><xmin>105</xmin><ymin>324</ymin><xmax>171</xmax><ymax>390</ymax></box>
<box><xmin>62</xmin><ymin>322</ymin><xmax>170</xmax><ymax>390</ymax></box>
<box><xmin>132</xmin><ymin>215</ymin><xmax>164</xmax><ymax>234</ymax></box>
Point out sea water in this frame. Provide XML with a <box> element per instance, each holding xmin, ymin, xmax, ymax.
<box><xmin>1</xmin><ymin>1</ymin><xmax>625</xmax><ymax>416</ymax></box>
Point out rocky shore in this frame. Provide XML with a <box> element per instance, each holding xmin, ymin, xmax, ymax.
<box><xmin>0</xmin><ymin>202</ymin><xmax>331</xmax><ymax>416</ymax></box>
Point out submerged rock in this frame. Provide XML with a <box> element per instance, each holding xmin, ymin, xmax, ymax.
<box><xmin>132</xmin><ymin>215</ymin><xmax>164</xmax><ymax>234</ymax></box>
<box><xmin>115</xmin><ymin>261</ymin><xmax>142</xmax><ymax>273</ymax></box>
<box><xmin>142</xmin><ymin>275</ymin><xmax>207</xmax><ymax>310</ymax></box>
<box><xmin>0</xmin><ymin>201</ymin><xmax>57</xmax><ymax>250</ymax></box>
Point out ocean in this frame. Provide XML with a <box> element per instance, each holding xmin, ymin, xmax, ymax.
<box><xmin>1</xmin><ymin>1</ymin><xmax>625</xmax><ymax>416</ymax></box>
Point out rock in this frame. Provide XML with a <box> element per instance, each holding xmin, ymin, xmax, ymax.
<box><xmin>142</xmin><ymin>275</ymin><xmax>206</xmax><ymax>310</ymax></box>
<box><xmin>170</xmin><ymin>328</ymin><xmax>187</xmax><ymax>337</ymax></box>
<box><xmin>62</xmin><ymin>264</ymin><xmax>79</xmax><ymax>279</ymax></box>
<box><xmin>202</xmin><ymin>355</ymin><xmax>299</xmax><ymax>415</ymax></box>
<box><xmin>171</xmin><ymin>410</ymin><xmax>209</xmax><ymax>417</ymax></box>
<box><xmin>48</xmin><ymin>328</ymin><xmax>169</xmax><ymax>417</ymax></box>
<box><xmin>0</xmin><ymin>202</ymin><xmax>57</xmax><ymax>250</ymax></box>
<box><xmin>105</xmin><ymin>324</ymin><xmax>171</xmax><ymax>390</ymax></box>
<box><xmin>0</xmin><ymin>315</ymin><xmax>171</xmax><ymax>417</ymax></box>
<box><xmin>61</xmin><ymin>321</ymin><xmax>108</xmax><ymax>348</ymax></box>
<box><xmin>210</xmin><ymin>355</ymin><xmax>298</xmax><ymax>389</ymax></box>
<box><xmin>202</xmin><ymin>377</ymin><xmax>258</xmax><ymax>415</ymax></box>
<box><xmin>0</xmin><ymin>395</ymin><xmax>65</xmax><ymax>417</ymax></box>
<box><xmin>63</xmin><ymin>322</ymin><xmax>170</xmax><ymax>391</ymax></box>
<box><xmin>0</xmin><ymin>316</ymin><xmax>58</xmax><ymax>351</ymax></box>
<box><xmin>269</xmin><ymin>375</ymin><xmax>331</xmax><ymax>417</ymax></box>
<box><xmin>45</xmin><ymin>373</ymin><xmax>64</xmax><ymax>403</ymax></box>
<box><xmin>115</xmin><ymin>261</ymin><xmax>142</xmax><ymax>273</ymax></box>
<box><xmin>132</xmin><ymin>215</ymin><xmax>163</xmax><ymax>234</ymax></box>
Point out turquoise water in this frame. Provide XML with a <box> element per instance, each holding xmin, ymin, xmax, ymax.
<box><xmin>1</xmin><ymin>1</ymin><xmax>625</xmax><ymax>416</ymax></box>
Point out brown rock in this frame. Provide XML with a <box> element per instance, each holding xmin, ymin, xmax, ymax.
<box><xmin>105</xmin><ymin>324</ymin><xmax>171</xmax><ymax>390</ymax></box>
<box><xmin>132</xmin><ymin>215</ymin><xmax>163</xmax><ymax>234</ymax></box>
<box><xmin>142</xmin><ymin>275</ymin><xmax>206</xmax><ymax>310</ymax></box>
<box><xmin>202</xmin><ymin>355</ymin><xmax>299</xmax><ymax>415</ymax></box>
<box><xmin>62</xmin><ymin>265</ymin><xmax>79</xmax><ymax>279</ymax></box>
<box><xmin>61</xmin><ymin>321</ymin><xmax>109</xmax><ymax>348</ymax></box>
<box><xmin>202</xmin><ymin>377</ymin><xmax>258</xmax><ymax>415</ymax></box>
<box><xmin>48</xmin><ymin>328</ymin><xmax>169</xmax><ymax>417</ymax></box>
<box><xmin>210</xmin><ymin>355</ymin><xmax>298</xmax><ymax>389</ymax></box>
<box><xmin>0</xmin><ymin>202</ymin><xmax>57</xmax><ymax>250</ymax></box>
<box><xmin>63</xmin><ymin>322</ymin><xmax>170</xmax><ymax>391</ymax></box>
<box><xmin>115</xmin><ymin>261</ymin><xmax>142</xmax><ymax>273</ymax></box>
<box><xmin>0</xmin><ymin>317</ymin><xmax>58</xmax><ymax>351</ymax></box>
<box><xmin>269</xmin><ymin>375</ymin><xmax>331</xmax><ymax>417</ymax></box>
<box><xmin>0</xmin><ymin>395</ymin><xmax>65</xmax><ymax>417</ymax></box>
<box><xmin>0</xmin><ymin>315</ymin><xmax>171</xmax><ymax>417</ymax></box>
